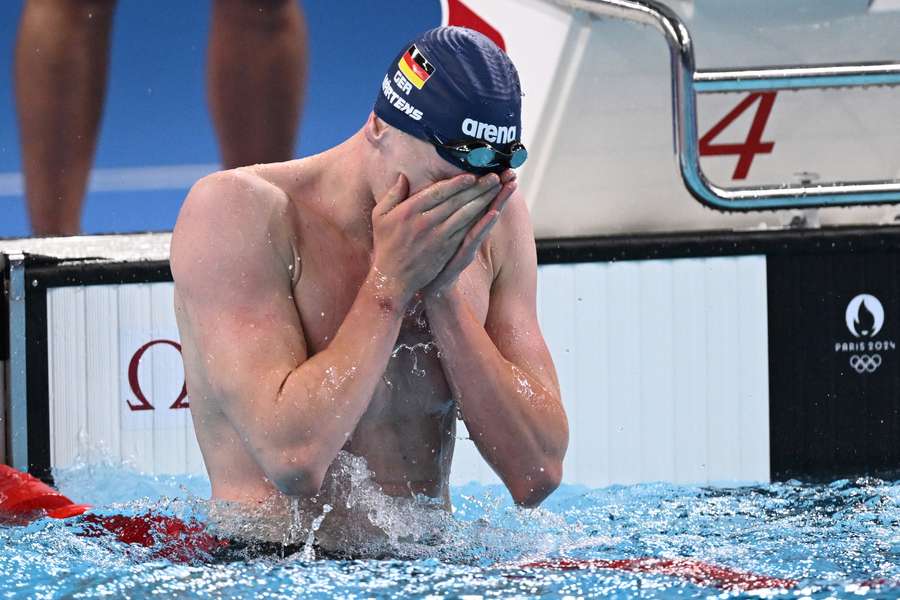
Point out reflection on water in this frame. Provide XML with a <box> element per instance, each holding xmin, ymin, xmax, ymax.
<box><xmin>3</xmin><ymin>453</ymin><xmax>900</xmax><ymax>598</ymax></box>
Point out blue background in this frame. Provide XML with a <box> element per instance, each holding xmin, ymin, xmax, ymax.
<box><xmin>0</xmin><ymin>1</ymin><xmax>440</xmax><ymax>237</ymax></box>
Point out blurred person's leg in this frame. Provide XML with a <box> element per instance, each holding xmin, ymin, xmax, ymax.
<box><xmin>208</xmin><ymin>0</ymin><xmax>307</xmax><ymax>168</ymax></box>
<box><xmin>14</xmin><ymin>0</ymin><xmax>117</xmax><ymax>236</ymax></box>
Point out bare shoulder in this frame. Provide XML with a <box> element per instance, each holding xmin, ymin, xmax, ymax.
<box><xmin>172</xmin><ymin>168</ymin><xmax>291</xmax><ymax>254</ymax></box>
<box><xmin>171</xmin><ymin>168</ymin><xmax>296</xmax><ymax>291</ymax></box>
<box><xmin>488</xmin><ymin>188</ymin><xmax>536</xmax><ymax>282</ymax></box>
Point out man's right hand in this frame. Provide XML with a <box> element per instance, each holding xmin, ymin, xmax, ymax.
<box><xmin>371</xmin><ymin>172</ymin><xmax>501</xmax><ymax>304</ymax></box>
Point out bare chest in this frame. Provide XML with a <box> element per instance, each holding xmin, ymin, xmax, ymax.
<box><xmin>292</xmin><ymin>235</ymin><xmax>495</xmax><ymax>421</ymax></box>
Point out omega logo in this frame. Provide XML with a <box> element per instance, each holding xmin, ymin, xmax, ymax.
<box><xmin>126</xmin><ymin>339</ymin><xmax>189</xmax><ymax>412</ymax></box>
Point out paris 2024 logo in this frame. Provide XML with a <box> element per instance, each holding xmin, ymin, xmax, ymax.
<box><xmin>835</xmin><ymin>294</ymin><xmax>895</xmax><ymax>374</ymax></box>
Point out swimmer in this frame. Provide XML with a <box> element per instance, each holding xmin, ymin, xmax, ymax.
<box><xmin>169</xmin><ymin>27</ymin><xmax>569</xmax><ymax>552</ymax></box>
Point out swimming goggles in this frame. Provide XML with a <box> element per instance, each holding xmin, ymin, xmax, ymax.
<box><xmin>429</xmin><ymin>134</ymin><xmax>528</xmax><ymax>171</ymax></box>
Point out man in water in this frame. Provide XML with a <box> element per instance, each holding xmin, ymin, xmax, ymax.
<box><xmin>170</xmin><ymin>27</ymin><xmax>568</xmax><ymax>553</ymax></box>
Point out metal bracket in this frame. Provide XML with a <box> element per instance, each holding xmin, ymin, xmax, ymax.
<box><xmin>7</xmin><ymin>255</ymin><xmax>28</xmax><ymax>471</ymax></box>
<box><xmin>1</xmin><ymin>254</ymin><xmax>7</xmax><ymax>466</ymax></box>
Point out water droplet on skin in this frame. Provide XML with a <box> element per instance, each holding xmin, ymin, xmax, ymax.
<box><xmin>512</xmin><ymin>365</ymin><xmax>538</xmax><ymax>403</ymax></box>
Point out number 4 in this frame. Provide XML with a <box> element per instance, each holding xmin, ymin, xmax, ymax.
<box><xmin>699</xmin><ymin>92</ymin><xmax>777</xmax><ymax>180</ymax></box>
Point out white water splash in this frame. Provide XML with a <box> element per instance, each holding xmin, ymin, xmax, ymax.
<box><xmin>301</xmin><ymin>503</ymin><xmax>332</xmax><ymax>560</ymax></box>
<box><xmin>391</xmin><ymin>341</ymin><xmax>437</xmax><ymax>377</ymax></box>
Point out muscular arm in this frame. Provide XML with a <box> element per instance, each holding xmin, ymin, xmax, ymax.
<box><xmin>424</xmin><ymin>192</ymin><xmax>568</xmax><ymax>507</ymax></box>
<box><xmin>171</xmin><ymin>171</ymin><xmax>405</xmax><ymax>497</ymax></box>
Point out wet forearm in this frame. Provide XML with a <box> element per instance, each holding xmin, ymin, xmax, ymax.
<box><xmin>269</xmin><ymin>270</ymin><xmax>406</xmax><ymax>490</ymax></box>
<box><xmin>425</xmin><ymin>289</ymin><xmax>567</xmax><ymax>506</ymax></box>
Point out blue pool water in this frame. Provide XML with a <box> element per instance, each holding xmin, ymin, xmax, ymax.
<box><xmin>2</xmin><ymin>459</ymin><xmax>900</xmax><ymax>598</ymax></box>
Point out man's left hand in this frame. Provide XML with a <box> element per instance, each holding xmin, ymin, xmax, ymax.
<box><xmin>422</xmin><ymin>169</ymin><xmax>517</xmax><ymax>298</ymax></box>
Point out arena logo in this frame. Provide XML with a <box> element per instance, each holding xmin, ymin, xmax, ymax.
<box><xmin>126</xmin><ymin>339</ymin><xmax>189</xmax><ymax>411</ymax></box>
<box><xmin>833</xmin><ymin>294</ymin><xmax>896</xmax><ymax>374</ymax></box>
<box><xmin>461</xmin><ymin>118</ymin><xmax>516</xmax><ymax>144</ymax></box>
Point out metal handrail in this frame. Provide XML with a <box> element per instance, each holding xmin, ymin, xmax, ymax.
<box><xmin>695</xmin><ymin>63</ymin><xmax>900</xmax><ymax>93</ymax></box>
<box><xmin>546</xmin><ymin>0</ymin><xmax>900</xmax><ymax>211</ymax></box>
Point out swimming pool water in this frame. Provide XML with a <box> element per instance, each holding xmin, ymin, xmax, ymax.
<box><xmin>2</xmin><ymin>458</ymin><xmax>900</xmax><ymax>599</ymax></box>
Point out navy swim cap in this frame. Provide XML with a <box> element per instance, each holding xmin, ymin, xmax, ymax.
<box><xmin>373</xmin><ymin>26</ymin><xmax>523</xmax><ymax>174</ymax></box>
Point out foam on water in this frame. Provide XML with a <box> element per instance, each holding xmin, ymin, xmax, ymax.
<box><xmin>3</xmin><ymin>455</ymin><xmax>900</xmax><ymax>598</ymax></box>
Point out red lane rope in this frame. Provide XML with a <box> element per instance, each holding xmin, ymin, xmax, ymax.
<box><xmin>0</xmin><ymin>465</ymin><xmax>89</xmax><ymax>523</ymax></box>
<box><xmin>78</xmin><ymin>513</ymin><xmax>227</xmax><ymax>562</ymax></box>
<box><xmin>0</xmin><ymin>464</ymin><xmax>224</xmax><ymax>561</ymax></box>
<box><xmin>519</xmin><ymin>557</ymin><xmax>797</xmax><ymax>591</ymax></box>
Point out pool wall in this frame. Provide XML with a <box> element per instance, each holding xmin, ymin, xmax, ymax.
<box><xmin>2</xmin><ymin>0</ymin><xmax>900</xmax><ymax>492</ymax></box>
<box><xmin>30</xmin><ymin>254</ymin><xmax>771</xmax><ymax>489</ymax></box>
<box><xmin>4</xmin><ymin>226</ymin><xmax>899</xmax><ymax>490</ymax></box>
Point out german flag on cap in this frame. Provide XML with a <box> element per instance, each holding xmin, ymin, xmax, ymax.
<box><xmin>398</xmin><ymin>44</ymin><xmax>435</xmax><ymax>89</ymax></box>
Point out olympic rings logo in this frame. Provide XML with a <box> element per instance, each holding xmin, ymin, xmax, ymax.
<box><xmin>849</xmin><ymin>354</ymin><xmax>882</xmax><ymax>374</ymax></box>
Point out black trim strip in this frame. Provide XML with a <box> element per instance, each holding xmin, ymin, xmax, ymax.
<box><xmin>765</xmin><ymin>249</ymin><xmax>900</xmax><ymax>482</ymax></box>
<box><xmin>11</xmin><ymin>226</ymin><xmax>900</xmax><ymax>283</ymax></box>
<box><xmin>29</xmin><ymin>260</ymin><xmax>172</xmax><ymax>289</ymax></box>
<box><xmin>24</xmin><ymin>269</ymin><xmax>51</xmax><ymax>482</ymax></box>
<box><xmin>536</xmin><ymin>225</ymin><xmax>900</xmax><ymax>264</ymax></box>
<box><xmin>1</xmin><ymin>259</ymin><xmax>8</xmax><ymax>362</ymax></box>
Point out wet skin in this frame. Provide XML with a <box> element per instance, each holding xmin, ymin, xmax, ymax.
<box><xmin>170</xmin><ymin>118</ymin><xmax>566</xmax><ymax>545</ymax></box>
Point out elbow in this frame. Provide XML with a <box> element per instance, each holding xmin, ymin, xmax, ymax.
<box><xmin>512</xmin><ymin>418</ymin><xmax>569</xmax><ymax>507</ymax></box>
<box><xmin>510</xmin><ymin>460</ymin><xmax>563</xmax><ymax>508</ymax></box>
<box><xmin>274</xmin><ymin>470</ymin><xmax>325</xmax><ymax>499</ymax></box>
<box><xmin>268</xmin><ymin>456</ymin><xmax>327</xmax><ymax>499</ymax></box>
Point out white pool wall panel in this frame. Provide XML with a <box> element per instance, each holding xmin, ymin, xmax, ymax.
<box><xmin>47</xmin><ymin>286</ymin><xmax>86</xmax><ymax>475</ymax></box>
<box><xmin>43</xmin><ymin>257</ymin><xmax>770</xmax><ymax>487</ymax></box>
<box><xmin>535</xmin><ymin>256</ymin><xmax>770</xmax><ymax>487</ymax></box>
<box><xmin>47</xmin><ymin>282</ymin><xmax>205</xmax><ymax>476</ymax></box>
